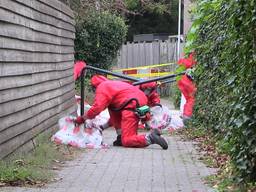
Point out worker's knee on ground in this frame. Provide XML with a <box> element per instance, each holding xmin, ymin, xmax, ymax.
<box><xmin>121</xmin><ymin>137</ymin><xmax>132</xmax><ymax>147</ymax></box>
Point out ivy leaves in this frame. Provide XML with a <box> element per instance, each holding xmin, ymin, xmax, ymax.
<box><xmin>187</xmin><ymin>0</ymin><xmax>256</xmax><ymax>183</ymax></box>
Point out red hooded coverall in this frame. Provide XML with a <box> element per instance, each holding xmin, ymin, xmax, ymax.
<box><xmin>85</xmin><ymin>75</ymin><xmax>149</xmax><ymax>148</ymax></box>
<box><xmin>177</xmin><ymin>53</ymin><xmax>197</xmax><ymax>117</ymax></box>
<box><xmin>139</xmin><ymin>82</ymin><xmax>160</xmax><ymax>107</ymax></box>
<box><xmin>177</xmin><ymin>75</ymin><xmax>196</xmax><ymax>117</ymax></box>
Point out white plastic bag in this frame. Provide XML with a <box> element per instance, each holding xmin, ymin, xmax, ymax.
<box><xmin>168</xmin><ymin>110</ymin><xmax>184</xmax><ymax>131</ymax></box>
<box><xmin>180</xmin><ymin>94</ymin><xmax>186</xmax><ymax>116</ymax></box>
<box><xmin>52</xmin><ymin>95</ymin><xmax>110</xmax><ymax>148</ymax></box>
<box><xmin>148</xmin><ymin>106</ymin><xmax>171</xmax><ymax>130</ymax></box>
<box><xmin>52</xmin><ymin>116</ymin><xmax>108</xmax><ymax>149</ymax></box>
<box><xmin>147</xmin><ymin>106</ymin><xmax>184</xmax><ymax>132</ymax></box>
<box><xmin>85</xmin><ymin>109</ymin><xmax>110</xmax><ymax>130</ymax></box>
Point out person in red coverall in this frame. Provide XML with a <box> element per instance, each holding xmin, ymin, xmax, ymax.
<box><xmin>75</xmin><ymin>74</ymin><xmax>168</xmax><ymax>150</ymax></box>
<box><xmin>176</xmin><ymin>53</ymin><xmax>197</xmax><ymax>120</ymax></box>
<box><xmin>138</xmin><ymin>82</ymin><xmax>161</xmax><ymax>129</ymax></box>
<box><xmin>139</xmin><ymin>82</ymin><xmax>161</xmax><ymax>107</ymax></box>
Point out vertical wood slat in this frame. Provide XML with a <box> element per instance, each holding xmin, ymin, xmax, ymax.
<box><xmin>0</xmin><ymin>0</ymin><xmax>75</xmax><ymax>159</ymax></box>
<box><xmin>117</xmin><ymin>40</ymin><xmax>183</xmax><ymax>68</ymax></box>
<box><xmin>115</xmin><ymin>40</ymin><xmax>183</xmax><ymax>96</ymax></box>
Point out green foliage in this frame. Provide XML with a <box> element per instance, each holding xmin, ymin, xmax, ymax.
<box><xmin>75</xmin><ymin>11</ymin><xmax>127</xmax><ymax>70</ymax></box>
<box><xmin>125</xmin><ymin>0</ymin><xmax>170</xmax><ymax>14</ymax></box>
<box><xmin>125</xmin><ymin>0</ymin><xmax>179</xmax><ymax>41</ymax></box>
<box><xmin>0</xmin><ymin>133</ymin><xmax>66</xmax><ymax>185</ymax></box>
<box><xmin>186</xmin><ymin>0</ymin><xmax>256</xmax><ymax>183</ymax></box>
<box><xmin>68</xmin><ymin>1</ymin><xmax>178</xmax><ymax>42</ymax></box>
<box><xmin>125</xmin><ymin>0</ymin><xmax>140</xmax><ymax>11</ymax></box>
<box><xmin>170</xmin><ymin>84</ymin><xmax>181</xmax><ymax>109</ymax></box>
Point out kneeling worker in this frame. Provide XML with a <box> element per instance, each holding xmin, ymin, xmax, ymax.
<box><xmin>75</xmin><ymin>73</ymin><xmax>168</xmax><ymax>150</ymax></box>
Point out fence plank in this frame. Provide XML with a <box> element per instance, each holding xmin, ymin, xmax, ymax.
<box><xmin>133</xmin><ymin>43</ymin><xmax>138</xmax><ymax>66</ymax></box>
<box><xmin>127</xmin><ymin>42</ymin><xmax>133</xmax><ymax>68</ymax></box>
<box><xmin>14</xmin><ymin>0</ymin><xmax>74</xmax><ymax>25</ymax></box>
<box><xmin>0</xmin><ymin>85</ymin><xmax>75</xmax><ymax>132</ymax></box>
<box><xmin>0</xmin><ymin>0</ymin><xmax>75</xmax><ymax>32</ymax></box>
<box><xmin>0</xmin><ymin>36</ymin><xmax>74</xmax><ymax>54</ymax></box>
<box><xmin>0</xmin><ymin>61</ymin><xmax>73</xmax><ymax>77</ymax></box>
<box><xmin>144</xmin><ymin>42</ymin><xmax>152</xmax><ymax>65</ymax></box>
<box><xmin>0</xmin><ymin>90</ymin><xmax>74</xmax><ymax>145</ymax></box>
<box><xmin>38</xmin><ymin>0</ymin><xmax>74</xmax><ymax>19</ymax></box>
<box><xmin>0</xmin><ymin>9</ymin><xmax>74</xmax><ymax>39</ymax></box>
<box><xmin>138</xmin><ymin>42</ymin><xmax>144</xmax><ymax>66</ymax></box>
<box><xmin>153</xmin><ymin>40</ymin><xmax>160</xmax><ymax>65</ymax></box>
<box><xmin>116</xmin><ymin>40</ymin><xmax>184</xmax><ymax>68</ymax></box>
<box><xmin>0</xmin><ymin>97</ymin><xmax>75</xmax><ymax>159</ymax></box>
<box><xmin>0</xmin><ymin>0</ymin><xmax>75</xmax><ymax>160</ymax></box>
<box><xmin>121</xmin><ymin>44</ymin><xmax>127</xmax><ymax>68</ymax></box>
<box><xmin>5</xmin><ymin>103</ymin><xmax>75</xmax><ymax>159</ymax></box>
<box><xmin>0</xmin><ymin>82</ymin><xmax>74</xmax><ymax>119</ymax></box>
<box><xmin>0</xmin><ymin>75</ymin><xmax>73</xmax><ymax>104</ymax></box>
<box><xmin>160</xmin><ymin>41</ymin><xmax>168</xmax><ymax>64</ymax></box>
<box><xmin>0</xmin><ymin>49</ymin><xmax>73</xmax><ymax>63</ymax></box>
<box><xmin>0</xmin><ymin>67</ymin><xmax>72</xmax><ymax>92</ymax></box>
<box><xmin>0</xmin><ymin>22</ymin><xmax>74</xmax><ymax>46</ymax></box>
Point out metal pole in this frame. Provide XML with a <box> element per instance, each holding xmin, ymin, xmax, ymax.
<box><xmin>86</xmin><ymin>65</ymin><xmax>139</xmax><ymax>82</ymax></box>
<box><xmin>160</xmin><ymin>79</ymin><xmax>176</xmax><ymax>85</ymax></box>
<box><xmin>80</xmin><ymin>68</ymin><xmax>85</xmax><ymax>116</ymax></box>
<box><xmin>132</xmin><ymin>72</ymin><xmax>185</xmax><ymax>86</ymax></box>
<box><xmin>177</xmin><ymin>0</ymin><xmax>182</xmax><ymax>60</ymax></box>
<box><xmin>79</xmin><ymin>64</ymin><xmax>183</xmax><ymax>115</ymax></box>
<box><xmin>79</xmin><ymin>65</ymin><xmax>139</xmax><ymax>116</ymax></box>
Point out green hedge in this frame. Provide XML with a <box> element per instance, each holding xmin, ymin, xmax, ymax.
<box><xmin>186</xmin><ymin>0</ymin><xmax>256</xmax><ymax>182</ymax></box>
<box><xmin>75</xmin><ymin>11</ymin><xmax>127</xmax><ymax>70</ymax></box>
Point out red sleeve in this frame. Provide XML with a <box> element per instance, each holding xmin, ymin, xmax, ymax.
<box><xmin>148</xmin><ymin>91</ymin><xmax>160</xmax><ymax>107</ymax></box>
<box><xmin>85</xmin><ymin>88</ymin><xmax>112</xmax><ymax>119</ymax></box>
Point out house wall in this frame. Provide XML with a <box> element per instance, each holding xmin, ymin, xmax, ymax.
<box><xmin>0</xmin><ymin>0</ymin><xmax>76</xmax><ymax>159</ymax></box>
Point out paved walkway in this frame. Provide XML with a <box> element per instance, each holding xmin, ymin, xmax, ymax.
<box><xmin>2</xmin><ymin>100</ymin><xmax>217</xmax><ymax>192</ymax></box>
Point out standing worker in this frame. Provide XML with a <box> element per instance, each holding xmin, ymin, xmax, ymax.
<box><xmin>176</xmin><ymin>53</ymin><xmax>197</xmax><ymax>120</ymax></box>
<box><xmin>75</xmin><ymin>74</ymin><xmax>168</xmax><ymax>150</ymax></box>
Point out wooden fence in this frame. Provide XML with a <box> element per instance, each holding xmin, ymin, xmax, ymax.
<box><xmin>116</xmin><ymin>39</ymin><xmax>184</xmax><ymax>96</ymax></box>
<box><xmin>116</xmin><ymin>39</ymin><xmax>184</xmax><ymax>69</ymax></box>
<box><xmin>0</xmin><ymin>0</ymin><xmax>75</xmax><ymax>159</ymax></box>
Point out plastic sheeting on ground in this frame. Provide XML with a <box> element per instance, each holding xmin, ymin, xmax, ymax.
<box><xmin>147</xmin><ymin>105</ymin><xmax>184</xmax><ymax>133</ymax></box>
<box><xmin>52</xmin><ymin>97</ymin><xmax>110</xmax><ymax>149</ymax></box>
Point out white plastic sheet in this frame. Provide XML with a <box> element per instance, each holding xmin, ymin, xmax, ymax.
<box><xmin>52</xmin><ymin>116</ymin><xmax>108</xmax><ymax>148</ymax></box>
<box><xmin>147</xmin><ymin>105</ymin><xmax>184</xmax><ymax>132</ymax></box>
<box><xmin>52</xmin><ymin>97</ymin><xmax>110</xmax><ymax>149</ymax></box>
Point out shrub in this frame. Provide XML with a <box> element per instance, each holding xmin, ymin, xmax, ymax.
<box><xmin>75</xmin><ymin>11</ymin><xmax>127</xmax><ymax>70</ymax></box>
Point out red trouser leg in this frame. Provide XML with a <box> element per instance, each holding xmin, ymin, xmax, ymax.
<box><xmin>108</xmin><ymin>109</ymin><xmax>121</xmax><ymax>132</ymax></box>
<box><xmin>121</xmin><ymin>110</ymin><xmax>147</xmax><ymax>148</ymax></box>
<box><xmin>178</xmin><ymin>75</ymin><xmax>196</xmax><ymax>117</ymax></box>
<box><xmin>183</xmin><ymin>95</ymin><xmax>195</xmax><ymax>117</ymax></box>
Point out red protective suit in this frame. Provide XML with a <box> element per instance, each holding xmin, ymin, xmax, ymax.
<box><xmin>139</xmin><ymin>82</ymin><xmax>160</xmax><ymax>107</ymax></box>
<box><xmin>74</xmin><ymin>60</ymin><xmax>86</xmax><ymax>80</ymax></box>
<box><xmin>177</xmin><ymin>53</ymin><xmax>197</xmax><ymax>117</ymax></box>
<box><xmin>85</xmin><ymin>75</ymin><xmax>148</xmax><ymax>148</ymax></box>
<box><xmin>177</xmin><ymin>52</ymin><xmax>196</xmax><ymax>68</ymax></box>
<box><xmin>177</xmin><ymin>75</ymin><xmax>196</xmax><ymax>117</ymax></box>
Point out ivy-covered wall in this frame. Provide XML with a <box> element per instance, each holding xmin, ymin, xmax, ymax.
<box><xmin>186</xmin><ymin>0</ymin><xmax>256</xmax><ymax>182</ymax></box>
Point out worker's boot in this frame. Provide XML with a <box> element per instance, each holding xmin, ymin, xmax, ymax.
<box><xmin>113</xmin><ymin>135</ymin><xmax>122</xmax><ymax>146</ymax></box>
<box><xmin>182</xmin><ymin>115</ymin><xmax>191</xmax><ymax>125</ymax></box>
<box><xmin>148</xmin><ymin>129</ymin><xmax>168</xmax><ymax>150</ymax></box>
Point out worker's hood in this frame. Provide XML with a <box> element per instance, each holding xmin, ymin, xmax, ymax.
<box><xmin>90</xmin><ymin>75</ymin><xmax>108</xmax><ymax>88</ymax></box>
<box><xmin>140</xmin><ymin>82</ymin><xmax>157</xmax><ymax>90</ymax></box>
<box><xmin>74</xmin><ymin>60</ymin><xmax>86</xmax><ymax>80</ymax></box>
